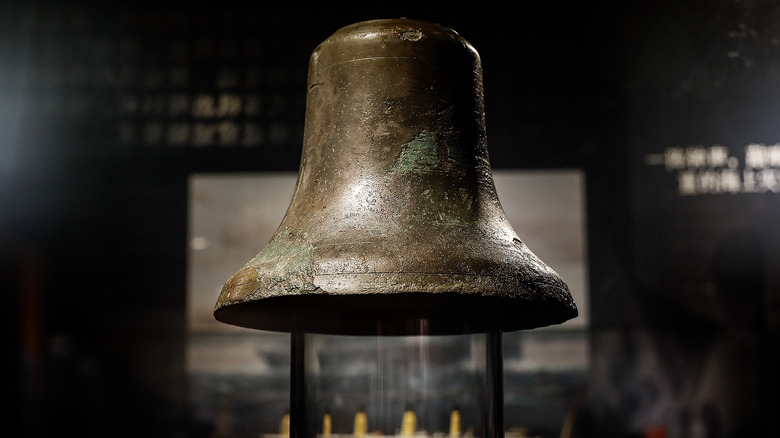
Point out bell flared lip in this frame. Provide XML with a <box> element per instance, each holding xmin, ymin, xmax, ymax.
<box><xmin>214</xmin><ymin>291</ymin><xmax>577</xmax><ymax>336</ymax></box>
<box><xmin>214</xmin><ymin>271</ymin><xmax>577</xmax><ymax>336</ymax></box>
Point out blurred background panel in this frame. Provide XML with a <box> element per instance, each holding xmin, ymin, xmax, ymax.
<box><xmin>186</xmin><ymin>170</ymin><xmax>588</xmax><ymax>437</ymax></box>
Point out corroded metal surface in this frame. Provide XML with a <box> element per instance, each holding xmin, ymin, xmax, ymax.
<box><xmin>214</xmin><ymin>19</ymin><xmax>577</xmax><ymax>335</ymax></box>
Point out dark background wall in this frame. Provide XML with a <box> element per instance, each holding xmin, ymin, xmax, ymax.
<box><xmin>2</xmin><ymin>1</ymin><xmax>778</xmax><ymax>437</ymax></box>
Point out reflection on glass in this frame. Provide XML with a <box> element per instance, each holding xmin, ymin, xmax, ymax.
<box><xmin>301</xmin><ymin>331</ymin><xmax>495</xmax><ymax>438</ymax></box>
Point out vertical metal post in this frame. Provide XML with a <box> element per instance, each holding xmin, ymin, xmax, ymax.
<box><xmin>486</xmin><ymin>330</ymin><xmax>504</xmax><ymax>438</ymax></box>
<box><xmin>291</xmin><ymin>331</ymin><xmax>307</xmax><ymax>438</ymax></box>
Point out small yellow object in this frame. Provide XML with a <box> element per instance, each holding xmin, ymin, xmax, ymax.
<box><xmin>449</xmin><ymin>409</ymin><xmax>461</xmax><ymax>437</ymax></box>
<box><xmin>354</xmin><ymin>409</ymin><xmax>368</xmax><ymax>438</ymax></box>
<box><xmin>280</xmin><ymin>413</ymin><xmax>290</xmax><ymax>437</ymax></box>
<box><xmin>401</xmin><ymin>409</ymin><xmax>416</xmax><ymax>437</ymax></box>
<box><xmin>323</xmin><ymin>412</ymin><xmax>332</xmax><ymax>438</ymax></box>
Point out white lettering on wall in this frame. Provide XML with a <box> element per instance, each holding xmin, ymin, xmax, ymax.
<box><xmin>644</xmin><ymin>144</ymin><xmax>780</xmax><ymax>195</ymax></box>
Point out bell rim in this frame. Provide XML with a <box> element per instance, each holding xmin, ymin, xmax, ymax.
<box><xmin>214</xmin><ymin>291</ymin><xmax>577</xmax><ymax>336</ymax></box>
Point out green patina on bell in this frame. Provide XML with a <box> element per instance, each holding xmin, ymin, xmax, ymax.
<box><xmin>214</xmin><ymin>19</ymin><xmax>577</xmax><ymax>335</ymax></box>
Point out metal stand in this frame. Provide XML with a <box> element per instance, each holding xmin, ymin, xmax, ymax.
<box><xmin>291</xmin><ymin>331</ymin><xmax>307</xmax><ymax>438</ymax></box>
<box><xmin>486</xmin><ymin>330</ymin><xmax>504</xmax><ymax>438</ymax></box>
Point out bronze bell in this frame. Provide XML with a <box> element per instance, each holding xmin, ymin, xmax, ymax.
<box><xmin>214</xmin><ymin>18</ymin><xmax>577</xmax><ymax>335</ymax></box>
